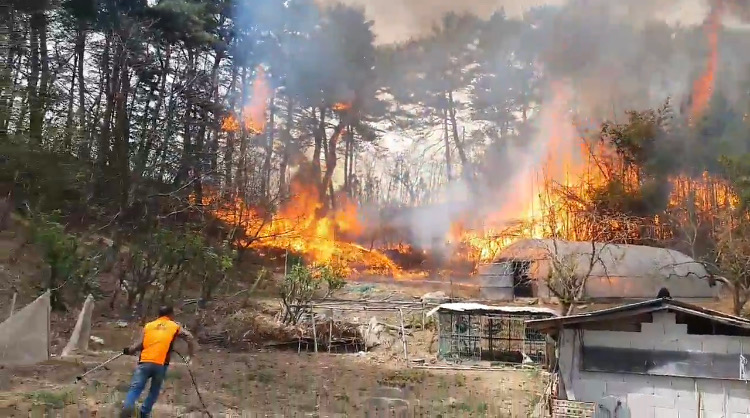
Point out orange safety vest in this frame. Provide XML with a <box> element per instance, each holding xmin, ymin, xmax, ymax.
<box><xmin>139</xmin><ymin>316</ymin><xmax>181</xmax><ymax>365</ymax></box>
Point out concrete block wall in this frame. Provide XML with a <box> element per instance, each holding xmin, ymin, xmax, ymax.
<box><xmin>559</xmin><ymin>312</ymin><xmax>750</xmax><ymax>418</ymax></box>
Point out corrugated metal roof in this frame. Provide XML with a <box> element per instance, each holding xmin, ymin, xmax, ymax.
<box><xmin>526</xmin><ymin>298</ymin><xmax>750</xmax><ymax>331</ymax></box>
<box><xmin>426</xmin><ymin>303</ymin><xmax>559</xmax><ymax>318</ymax></box>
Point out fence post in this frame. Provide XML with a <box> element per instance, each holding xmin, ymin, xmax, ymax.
<box><xmin>311</xmin><ymin>312</ymin><xmax>318</xmax><ymax>353</ymax></box>
<box><xmin>8</xmin><ymin>292</ymin><xmax>16</xmax><ymax>319</ymax></box>
<box><xmin>421</xmin><ymin>301</ymin><xmax>425</xmax><ymax>330</ymax></box>
<box><xmin>399</xmin><ymin>308</ymin><xmax>408</xmax><ymax>366</ymax></box>
<box><xmin>328</xmin><ymin>309</ymin><xmax>333</xmax><ymax>353</ymax></box>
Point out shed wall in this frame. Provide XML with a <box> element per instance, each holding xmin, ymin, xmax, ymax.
<box><xmin>558</xmin><ymin>312</ymin><xmax>750</xmax><ymax>417</ymax></box>
<box><xmin>486</xmin><ymin>239</ymin><xmax>721</xmax><ymax>300</ymax></box>
<box><xmin>478</xmin><ymin>263</ymin><xmax>514</xmax><ymax>300</ymax></box>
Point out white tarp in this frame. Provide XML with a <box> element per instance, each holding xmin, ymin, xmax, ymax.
<box><xmin>0</xmin><ymin>291</ymin><xmax>50</xmax><ymax>366</ymax></box>
<box><xmin>426</xmin><ymin>302</ymin><xmax>558</xmax><ymax>317</ymax></box>
<box><xmin>61</xmin><ymin>294</ymin><xmax>94</xmax><ymax>357</ymax></box>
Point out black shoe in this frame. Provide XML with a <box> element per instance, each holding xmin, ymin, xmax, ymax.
<box><xmin>119</xmin><ymin>407</ymin><xmax>135</xmax><ymax>418</ymax></box>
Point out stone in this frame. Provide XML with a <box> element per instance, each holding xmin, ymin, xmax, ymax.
<box><xmin>421</xmin><ymin>291</ymin><xmax>449</xmax><ymax>303</ymax></box>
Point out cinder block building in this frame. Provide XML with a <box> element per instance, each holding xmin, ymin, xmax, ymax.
<box><xmin>526</xmin><ymin>298</ymin><xmax>750</xmax><ymax>417</ymax></box>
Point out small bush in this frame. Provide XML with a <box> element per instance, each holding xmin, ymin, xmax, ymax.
<box><xmin>29</xmin><ymin>210</ymin><xmax>102</xmax><ymax>310</ymax></box>
<box><xmin>26</xmin><ymin>390</ymin><xmax>75</xmax><ymax>408</ymax></box>
<box><xmin>378</xmin><ymin>370</ymin><xmax>427</xmax><ymax>387</ymax></box>
<box><xmin>279</xmin><ymin>261</ymin><xmax>346</xmax><ymax>324</ymax></box>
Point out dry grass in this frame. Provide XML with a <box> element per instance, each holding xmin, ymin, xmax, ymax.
<box><xmin>0</xmin><ymin>348</ymin><xmax>545</xmax><ymax>416</ymax></box>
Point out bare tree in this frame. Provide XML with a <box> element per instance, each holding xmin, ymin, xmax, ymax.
<box><xmin>539</xmin><ymin>213</ymin><xmax>645</xmax><ymax>315</ymax></box>
<box><xmin>543</xmin><ymin>238</ymin><xmax>608</xmax><ymax>315</ymax></box>
<box><xmin>714</xmin><ymin>214</ymin><xmax>750</xmax><ymax>315</ymax></box>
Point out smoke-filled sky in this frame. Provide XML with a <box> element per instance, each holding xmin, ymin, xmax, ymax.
<box><xmin>307</xmin><ymin>0</ymin><xmax>750</xmax><ymax>253</ymax></box>
<box><xmin>317</xmin><ymin>0</ymin><xmax>713</xmax><ymax>44</ymax></box>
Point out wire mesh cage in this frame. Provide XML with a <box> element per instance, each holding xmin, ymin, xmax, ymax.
<box><xmin>437</xmin><ymin>310</ymin><xmax>553</xmax><ymax>364</ymax></box>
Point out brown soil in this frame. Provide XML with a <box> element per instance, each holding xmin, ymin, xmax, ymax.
<box><xmin>0</xmin><ymin>344</ymin><xmax>545</xmax><ymax>417</ymax></box>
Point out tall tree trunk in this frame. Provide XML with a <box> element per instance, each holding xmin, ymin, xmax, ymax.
<box><xmin>11</xmin><ymin>17</ymin><xmax>28</xmax><ymax>137</ymax></box>
<box><xmin>312</xmin><ymin>107</ymin><xmax>325</xmax><ymax>187</ymax></box>
<box><xmin>209</xmin><ymin>48</ymin><xmax>224</xmax><ymax>177</ymax></box>
<box><xmin>447</xmin><ymin>90</ymin><xmax>471</xmax><ymax>186</ymax></box>
<box><xmin>97</xmin><ymin>36</ymin><xmax>114</xmax><ymax>185</ymax></box>
<box><xmin>156</xmin><ymin>82</ymin><xmax>178</xmax><ymax>182</ymax></box>
<box><xmin>261</xmin><ymin>93</ymin><xmax>275</xmax><ymax>199</ymax></box>
<box><xmin>320</xmin><ymin>121</ymin><xmax>346</xmax><ymax>212</ymax></box>
<box><xmin>223</xmin><ymin>64</ymin><xmax>238</xmax><ymax>196</ymax></box>
<box><xmin>63</xmin><ymin>52</ymin><xmax>78</xmax><ymax>151</ymax></box>
<box><xmin>343</xmin><ymin>127</ymin><xmax>350</xmax><ymax>194</ymax></box>
<box><xmin>194</xmin><ymin>107</ymin><xmax>207</xmax><ymax>205</ymax></box>
<box><xmin>0</xmin><ymin>6</ymin><xmax>13</xmax><ymax>140</ymax></box>
<box><xmin>277</xmin><ymin>98</ymin><xmax>293</xmax><ymax>198</ymax></box>
<box><xmin>442</xmin><ymin>107</ymin><xmax>452</xmax><ymax>182</ymax></box>
<box><xmin>345</xmin><ymin>126</ymin><xmax>355</xmax><ymax>196</ymax></box>
<box><xmin>176</xmin><ymin>50</ymin><xmax>196</xmax><ymax>187</ymax></box>
<box><xmin>236</xmin><ymin>66</ymin><xmax>249</xmax><ymax>197</ymax></box>
<box><xmin>113</xmin><ymin>42</ymin><xmax>131</xmax><ymax>211</ymax></box>
<box><xmin>37</xmin><ymin>11</ymin><xmax>49</xmax><ymax>142</ymax></box>
<box><xmin>14</xmin><ymin>98</ymin><xmax>26</xmax><ymax>136</ymax></box>
<box><xmin>133</xmin><ymin>81</ymin><xmax>155</xmax><ymax>171</ymax></box>
<box><xmin>75</xmin><ymin>26</ymin><xmax>87</xmax><ymax>157</ymax></box>
<box><xmin>134</xmin><ymin>45</ymin><xmax>170</xmax><ymax>179</ymax></box>
<box><xmin>27</xmin><ymin>12</ymin><xmax>42</xmax><ymax>144</ymax></box>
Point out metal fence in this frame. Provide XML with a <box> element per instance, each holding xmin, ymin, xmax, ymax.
<box><xmin>437</xmin><ymin>312</ymin><xmax>551</xmax><ymax>364</ymax></box>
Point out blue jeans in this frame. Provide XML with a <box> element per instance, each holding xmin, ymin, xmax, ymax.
<box><xmin>121</xmin><ymin>362</ymin><xmax>168</xmax><ymax>417</ymax></box>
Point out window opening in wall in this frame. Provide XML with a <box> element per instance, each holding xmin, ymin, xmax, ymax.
<box><xmin>676</xmin><ymin>312</ymin><xmax>750</xmax><ymax>337</ymax></box>
<box><xmin>512</xmin><ymin>261</ymin><xmax>533</xmax><ymax>298</ymax></box>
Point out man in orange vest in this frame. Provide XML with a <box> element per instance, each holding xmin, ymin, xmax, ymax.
<box><xmin>120</xmin><ymin>305</ymin><xmax>198</xmax><ymax>418</ymax></box>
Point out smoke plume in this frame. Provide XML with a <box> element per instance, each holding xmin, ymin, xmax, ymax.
<box><xmin>352</xmin><ymin>0</ymin><xmax>750</xmax><ymax>259</ymax></box>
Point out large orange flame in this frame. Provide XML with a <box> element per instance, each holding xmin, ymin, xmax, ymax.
<box><xmin>449</xmin><ymin>80</ymin><xmax>738</xmax><ymax>265</ymax></box>
<box><xmin>207</xmin><ymin>64</ymin><xmax>738</xmax><ymax>279</ymax></box>
<box><xmin>690</xmin><ymin>1</ymin><xmax>723</xmax><ymax>120</ymax></box>
<box><xmin>333</xmin><ymin>102</ymin><xmax>352</xmax><ymax>111</ymax></box>
<box><xmin>222</xmin><ymin>66</ymin><xmax>271</xmax><ymax>135</ymax></box>
<box><xmin>200</xmin><ymin>175</ymin><xmax>403</xmax><ymax>277</ymax></box>
<box><xmin>446</xmin><ymin>82</ymin><xmax>605</xmax><ymax>262</ymax></box>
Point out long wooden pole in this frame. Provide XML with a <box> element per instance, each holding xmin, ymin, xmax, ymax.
<box><xmin>399</xmin><ymin>308</ymin><xmax>408</xmax><ymax>366</ymax></box>
<box><xmin>421</xmin><ymin>301</ymin><xmax>426</xmax><ymax>330</ymax></box>
<box><xmin>8</xmin><ymin>292</ymin><xmax>16</xmax><ymax>319</ymax></box>
<box><xmin>328</xmin><ymin>309</ymin><xmax>333</xmax><ymax>353</ymax></box>
<box><xmin>311</xmin><ymin>312</ymin><xmax>318</xmax><ymax>353</ymax></box>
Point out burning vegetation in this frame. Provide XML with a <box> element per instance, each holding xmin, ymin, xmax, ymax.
<box><xmin>190</xmin><ymin>1</ymin><xmax>745</xmax><ymax>282</ymax></box>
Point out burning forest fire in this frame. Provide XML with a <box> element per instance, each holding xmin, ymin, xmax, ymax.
<box><xmin>333</xmin><ymin>102</ymin><xmax>352</xmax><ymax>111</ymax></box>
<box><xmin>690</xmin><ymin>0</ymin><xmax>723</xmax><ymax>120</ymax></box>
<box><xmin>205</xmin><ymin>74</ymin><xmax>738</xmax><ymax>279</ymax></box>
<box><xmin>200</xmin><ymin>177</ymin><xmax>406</xmax><ymax>278</ymax></box>
<box><xmin>222</xmin><ymin>66</ymin><xmax>271</xmax><ymax>135</ymax></box>
<box><xmin>202</xmin><ymin>5</ymin><xmax>738</xmax><ymax>280</ymax></box>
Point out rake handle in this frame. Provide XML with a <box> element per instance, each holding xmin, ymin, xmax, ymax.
<box><xmin>75</xmin><ymin>352</ymin><xmax>125</xmax><ymax>381</ymax></box>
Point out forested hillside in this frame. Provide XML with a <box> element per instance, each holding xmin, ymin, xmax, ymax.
<box><xmin>3</xmin><ymin>0</ymin><xmax>750</xmax><ymax>314</ymax></box>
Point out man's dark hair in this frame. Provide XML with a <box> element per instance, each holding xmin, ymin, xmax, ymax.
<box><xmin>158</xmin><ymin>305</ymin><xmax>174</xmax><ymax>317</ymax></box>
<box><xmin>657</xmin><ymin>287</ymin><xmax>671</xmax><ymax>299</ymax></box>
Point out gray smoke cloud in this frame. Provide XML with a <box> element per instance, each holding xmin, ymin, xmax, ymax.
<box><xmin>354</xmin><ymin>0</ymin><xmax>750</xmax><ymax>259</ymax></box>
<box><xmin>305</xmin><ymin>0</ymin><xmax>750</xmax><ymax>263</ymax></box>
<box><xmin>317</xmin><ymin>0</ymin><xmax>712</xmax><ymax>44</ymax></box>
